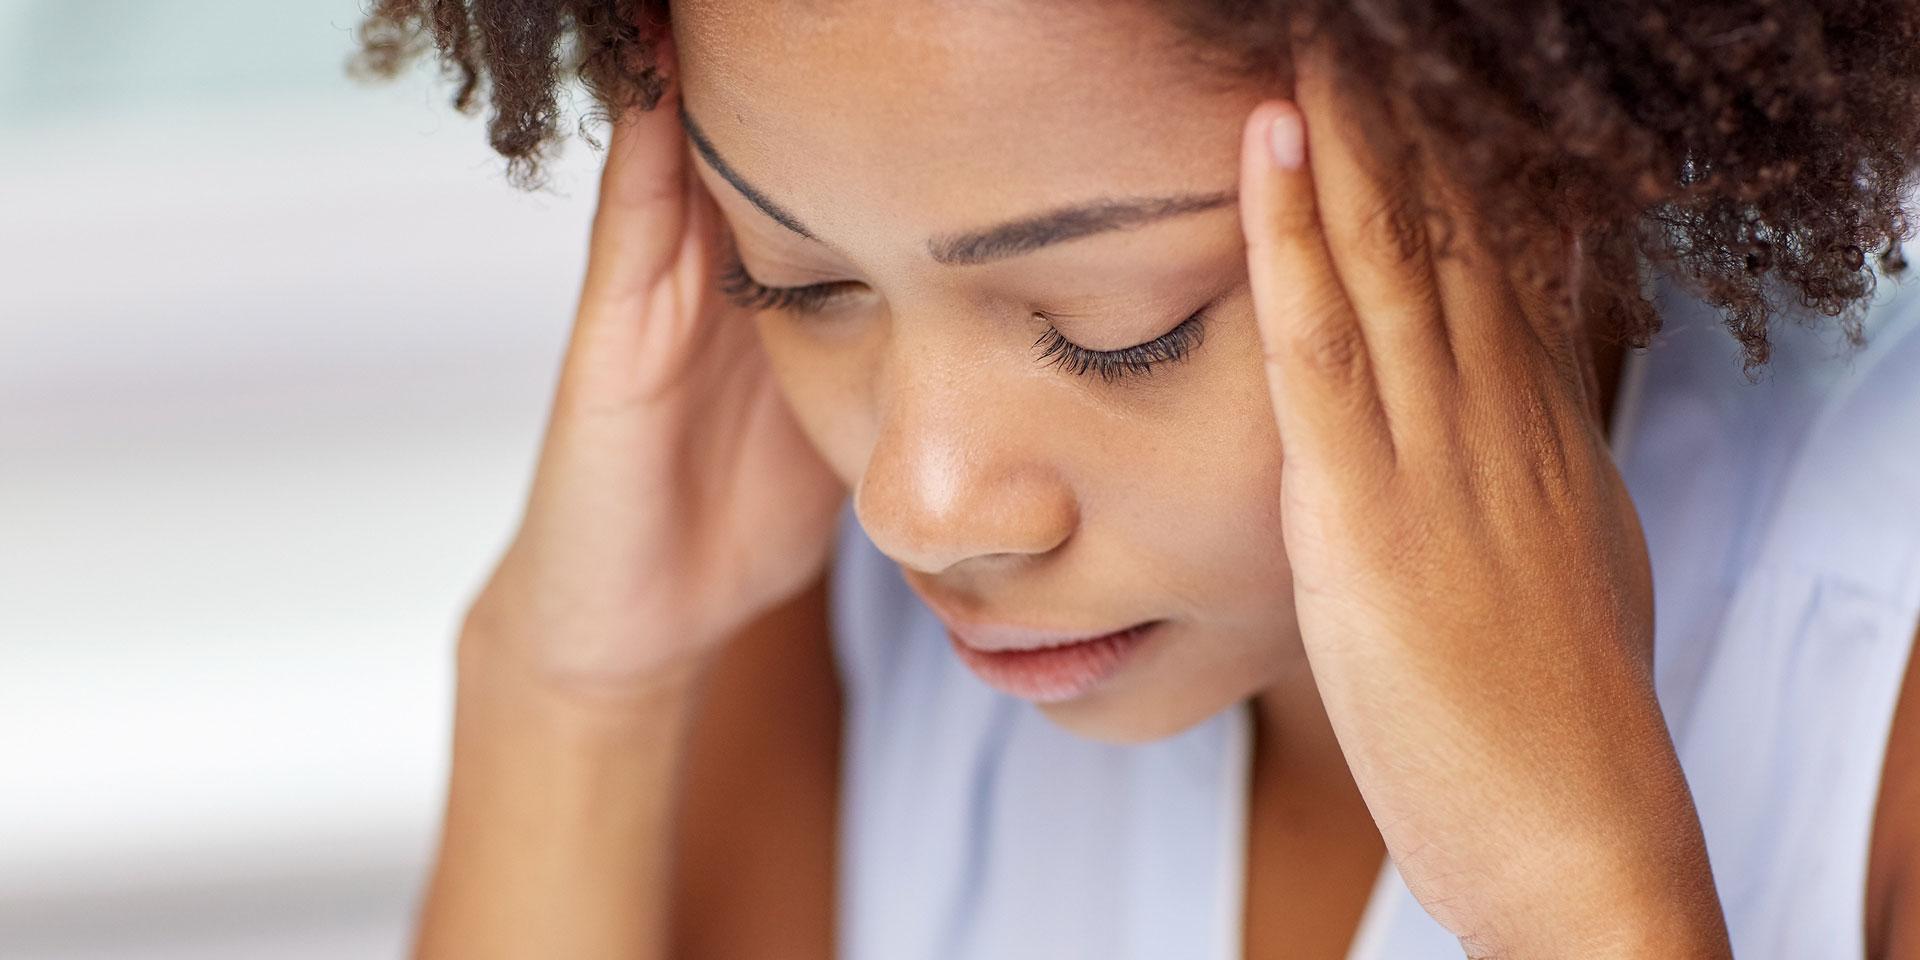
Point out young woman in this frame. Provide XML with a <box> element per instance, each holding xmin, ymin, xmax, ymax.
<box><xmin>355</xmin><ymin>1</ymin><xmax>1920</xmax><ymax>957</ymax></box>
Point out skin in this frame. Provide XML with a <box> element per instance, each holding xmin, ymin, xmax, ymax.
<box><xmin>408</xmin><ymin>1</ymin><xmax>1920</xmax><ymax>957</ymax></box>
<box><xmin>676</xmin><ymin>0</ymin><xmax>1297</xmax><ymax>744</ymax></box>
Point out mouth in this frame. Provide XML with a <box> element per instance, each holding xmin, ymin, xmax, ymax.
<box><xmin>945</xmin><ymin>620</ymin><xmax>1159</xmax><ymax>703</ymax></box>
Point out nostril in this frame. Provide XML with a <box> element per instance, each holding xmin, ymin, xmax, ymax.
<box><xmin>855</xmin><ymin>387</ymin><xmax>1079</xmax><ymax>574</ymax></box>
<box><xmin>851</xmin><ymin>465</ymin><xmax>1077</xmax><ymax>576</ymax></box>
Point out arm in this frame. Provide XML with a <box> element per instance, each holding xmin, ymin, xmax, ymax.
<box><xmin>411</xmin><ymin>46</ymin><xmax>847</xmax><ymax>960</ymax></box>
<box><xmin>669</xmin><ymin>570</ymin><xmax>839</xmax><ymax>960</ymax></box>
<box><xmin>411</xmin><ymin>623</ymin><xmax>701</xmax><ymax>960</ymax></box>
<box><xmin>412</xmin><ymin>570</ymin><xmax>839</xmax><ymax>960</ymax></box>
<box><xmin>1236</xmin><ymin>39</ymin><xmax>1726</xmax><ymax>957</ymax></box>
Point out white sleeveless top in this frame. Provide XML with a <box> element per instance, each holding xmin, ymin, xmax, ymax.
<box><xmin>826</xmin><ymin>269</ymin><xmax>1920</xmax><ymax>959</ymax></box>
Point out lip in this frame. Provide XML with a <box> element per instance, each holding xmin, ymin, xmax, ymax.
<box><xmin>944</xmin><ymin>618</ymin><xmax>1148</xmax><ymax>653</ymax></box>
<box><xmin>945</xmin><ymin>620</ymin><xmax>1158</xmax><ymax>703</ymax></box>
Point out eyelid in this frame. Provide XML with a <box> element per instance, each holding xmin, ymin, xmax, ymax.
<box><xmin>717</xmin><ymin>255</ymin><xmax>861</xmax><ymax>313</ymax></box>
<box><xmin>1034</xmin><ymin>309</ymin><xmax>1207</xmax><ymax>383</ymax></box>
<box><xmin>722</xmin><ymin>247</ymin><xmax>1210</xmax><ymax>384</ymax></box>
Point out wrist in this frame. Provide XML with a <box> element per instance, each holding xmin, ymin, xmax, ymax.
<box><xmin>1455</xmin><ymin>845</ymin><xmax>1730</xmax><ymax>960</ymax></box>
<box><xmin>455</xmin><ymin>550</ymin><xmax>736</xmax><ymax>695</ymax></box>
<box><xmin>1470</xmin><ymin>911</ymin><xmax>1729</xmax><ymax>960</ymax></box>
<box><xmin>454</xmin><ymin>614</ymin><xmax>714</xmax><ymax>722</ymax></box>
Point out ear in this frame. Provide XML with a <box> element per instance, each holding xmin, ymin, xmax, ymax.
<box><xmin>626</xmin><ymin>15</ymin><xmax>678</xmax><ymax>111</ymax></box>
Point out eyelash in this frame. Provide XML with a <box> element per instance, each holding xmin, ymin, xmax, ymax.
<box><xmin>1033</xmin><ymin>312</ymin><xmax>1206</xmax><ymax>383</ymax></box>
<box><xmin>718</xmin><ymin>258</ymin><xmax>859</xmax><ymax>313</ymax></box>
<box><xmin>717</xmin><ymin>257</ymin><xmax>1207</xmax><ymax>383</ymax></box>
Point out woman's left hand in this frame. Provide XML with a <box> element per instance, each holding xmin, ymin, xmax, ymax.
<box><xmin>1238</xmin><ymin>44</ymin><xmax>1730</xmax><ymax>959</ymax></box>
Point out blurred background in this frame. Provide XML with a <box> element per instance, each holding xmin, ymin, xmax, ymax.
<box><xmin>0</xmin><ymin>2</ymin><xmax>606</xmax><ymax>956</ymax></box>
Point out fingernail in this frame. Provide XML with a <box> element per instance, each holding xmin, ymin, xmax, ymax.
<box><xmin>1268</xmin><ymin>110</ymin><xmax>1304</xmax><ymax>171</ymax></box>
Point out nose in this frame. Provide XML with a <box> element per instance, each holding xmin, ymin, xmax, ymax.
<box><xmin>853</xmin><ymin>371</ymin><xmax>1078</xmax><ymax>576</ymax></box>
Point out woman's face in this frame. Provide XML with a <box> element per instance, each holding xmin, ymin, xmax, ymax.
<box><xmin>677</xmin><ymin>0</ymin><xmax>1297</xmax><ymax>743</ymax></box>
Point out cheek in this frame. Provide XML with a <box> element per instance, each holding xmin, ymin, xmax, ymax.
<box><xmin>752</xmin><ymin>312</ymin><xmax>875</xmax><ymax>488</ymax></box>
<box><xmin>1162</xmin><ymin>414</ymin><xmax>1291</xmax><ymax>615</ymax></box>
<box><xmin>1118</xmin><ymin>333</ymin><xmax>1294</xmax><ymax>625</ymax></box>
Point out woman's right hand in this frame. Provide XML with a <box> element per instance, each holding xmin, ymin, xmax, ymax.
<box><xmin>462</xmin><ymin>70</ymin><xmax>846</xmax><ymax>695</ymax></box>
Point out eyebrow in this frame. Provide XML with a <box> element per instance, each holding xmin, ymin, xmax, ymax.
<box><xmin>927</xmin><ymin>192</ymin><xmax>1236</xmax><ymax>265</ymax></box>
<box><xmin>680</xmin><ymin>106</ymin><xmax>1233</xmax><ymax>264</ymax></box>
<box><xmin>680</xmin><ymin>107</ymin><xmax>817</xmax><ymax>239</ymax></box>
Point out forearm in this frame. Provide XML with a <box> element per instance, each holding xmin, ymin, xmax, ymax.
<box><xmin>412</xmin><ymin>628</ymin><xmax>707</xmax><ymax>960</ymax></box>
<box><xmin>1491</xmin><ymin>677</ymin><xmax>1727</xmax><ymax>959</ymax></box>
<box><xmin>1456</xmin><ymin>724</ymin><xmax>1729</xmax><ymax>959</ymax></box>
<box><xmin>1322</xmin><ymin>645</ymin><xmax>1728</xmax><ymax>959</ymax></box>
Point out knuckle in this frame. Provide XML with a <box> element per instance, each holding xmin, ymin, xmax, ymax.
<box><xmin>1259</xmin><ymin>197</ymin><xmax>1323</xmax><ymax>248</ymax></box>
<box><xmin>1272</xmin><ymin>314</ymin><xmax>1370</xmax><ymax>384</ymax></box>
<box><xmin>1355</xmin><ymin>186</ymin><xmax>1430</xmax><ymax>268</ymax></box>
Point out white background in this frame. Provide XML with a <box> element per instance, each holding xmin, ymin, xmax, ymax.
<box><xmin>1</xmin><ymin>2</ymin><xmax>606</xmax><ymax>955</ymax></box>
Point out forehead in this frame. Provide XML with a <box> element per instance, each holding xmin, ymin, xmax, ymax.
<box><xmin>672</xmin><ymin>0</ymin><xmax>1266</xmax><ymax>249</ymax></box>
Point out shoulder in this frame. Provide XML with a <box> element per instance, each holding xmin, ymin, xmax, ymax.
<box><xmin>1755</xmin><ymin>272</ymin><xmax>1920</xmax><ymax>959</ymax></box>
<box><xmin>1623</xmin><ymin>266</ymin><xmax>1920</xmax><ymax>592</ymax></box>
<box><xmin>1622</xmin><ymin>267</ymin><xmax>1920</xmax><ymax>957</ymax></box>
<box><xmin>1871</xmin><ymin>620</ymin><xmax>1920</xmax><ymax>959</ymax></box>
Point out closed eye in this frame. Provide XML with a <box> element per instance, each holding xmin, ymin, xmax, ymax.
<box><xmin>718</xmin><ymin>254</ymin><xmax>1209</xmax><ymax>383</ymax></box>
<box><xmin>717</xmin><ymin>256</ymin><xmax>863</xmax><ymax>313</ymax></box>
<box><xmin>1033</xmin><ymin>311</ymin><xmax>1207</xmax><ymax>383</ymax></box>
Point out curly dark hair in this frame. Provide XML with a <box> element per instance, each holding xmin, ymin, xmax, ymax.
<box><xmin>353</xmin><ymin>0</ymin><xmax>1920</xmax><ymax>368</ymax></box>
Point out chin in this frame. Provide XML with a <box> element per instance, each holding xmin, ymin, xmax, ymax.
<box><xmin>1029</xmin><ymin>636</ymin><xmax>1295</xmax><ymax>744</ymax></box>
<box><xmin>1034</xmin><ymin>682</ymin><xmax>1241</xmax><ymax>745</ymax></box>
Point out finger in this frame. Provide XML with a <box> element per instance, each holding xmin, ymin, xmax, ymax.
<box><xmin>580</xmin><ymin>78</ymin><xmax>691</xmax><ymax>312</ymax></box>
<box><xmin>1290</xmin><ymin>44</ymin><xmax>1457</xmax><ymax>423</ymax></box>
<box><xmin>1426</xmin><ymin>180</ymin><xmax>1589</xmax><ymax>409</ymax></box>
<box><xmin>1239</xmin><ymin>99</ymin><xmax>1395</xmax><ymax>479</ymax></box>
<box><xmin>1412</xmin><ymin>170</ymin><xmax>1601</xmax><ymax>495</ymax></box>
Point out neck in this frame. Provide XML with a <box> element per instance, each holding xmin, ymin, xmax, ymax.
<box><xmin>1249</xmin><ymin>655</ymin><xmax>1356</xmax><ymax>799</ymax></box>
